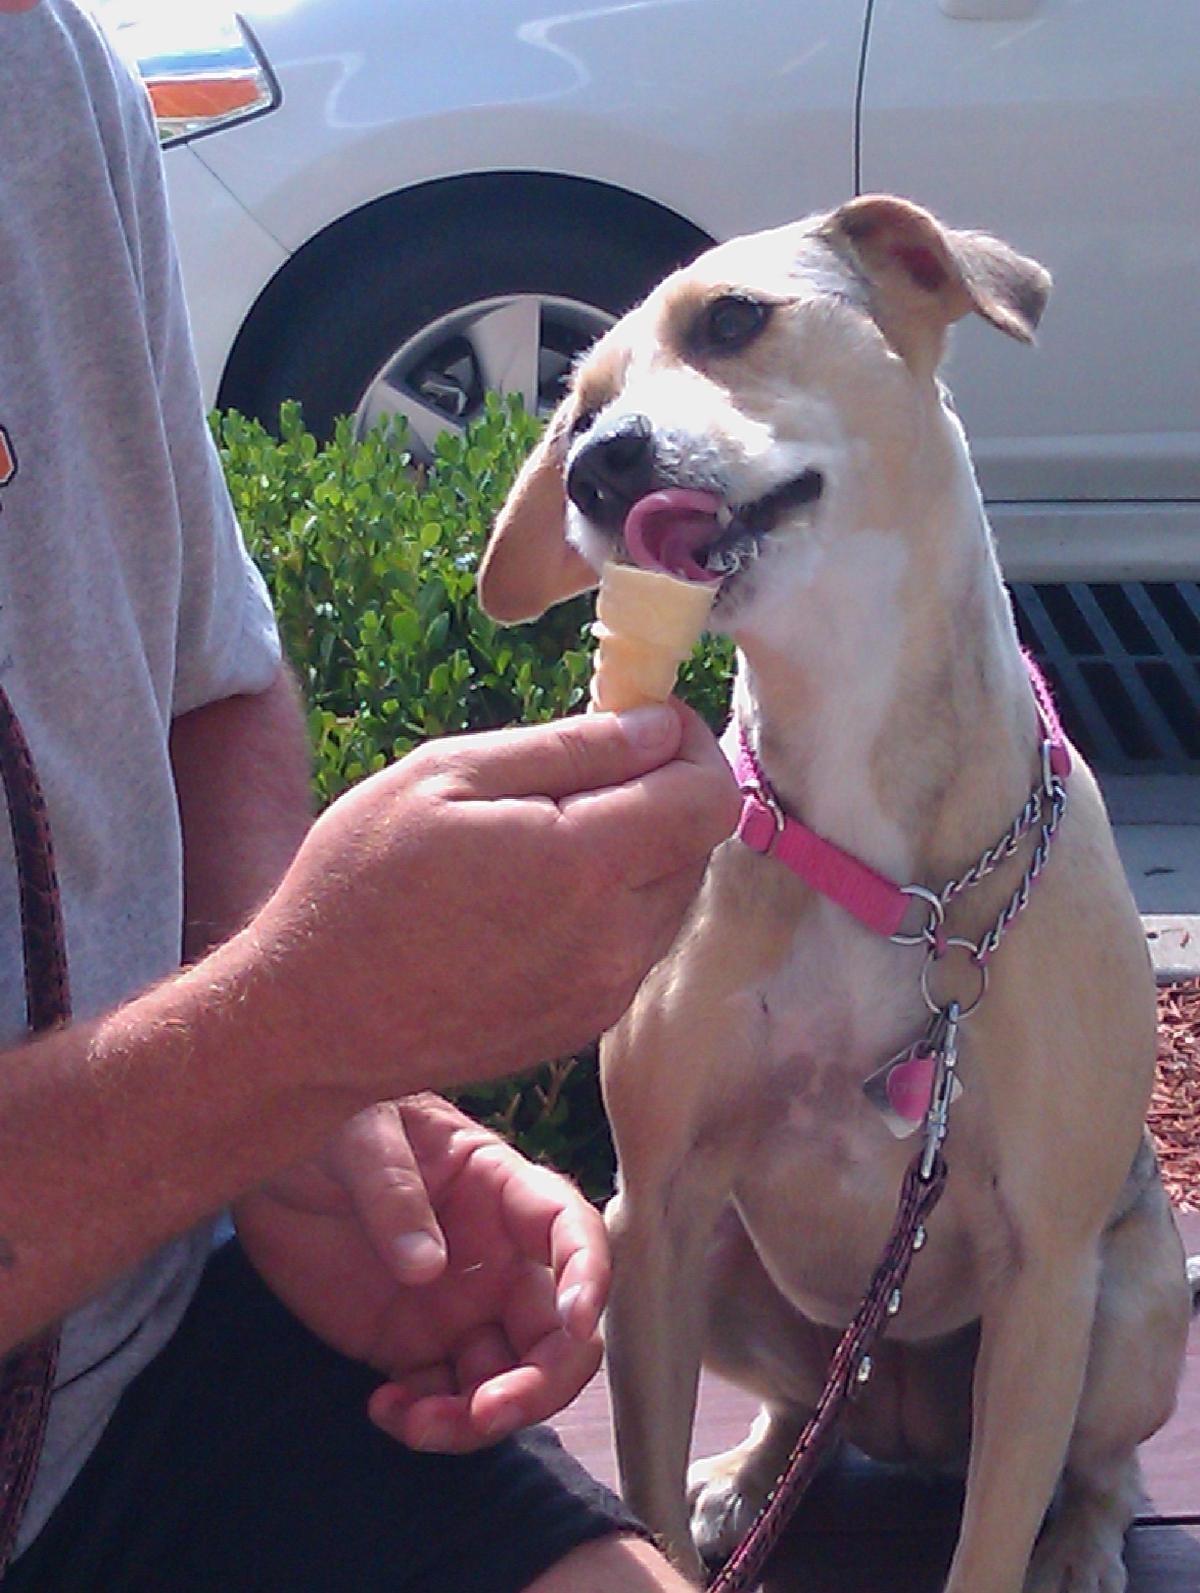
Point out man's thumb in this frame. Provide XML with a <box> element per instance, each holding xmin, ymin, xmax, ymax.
<box><xmin>446</xmin><ymin>705</ymin><xmax>683</xmax><ymax>803</ymax></box>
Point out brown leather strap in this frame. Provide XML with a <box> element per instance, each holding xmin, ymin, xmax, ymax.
<box><xmin>0</xmin><ymin>684</ymin><xmax>70</xmax><ymax>1574</ymax></box>
<box><xmin>708</xmin><ymin>1151</ymin><xmax>949</xmax><ymax>1592</ymax></box>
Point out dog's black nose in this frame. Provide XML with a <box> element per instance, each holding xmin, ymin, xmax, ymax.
<box><xmin>566</xmin><ymin>414</ymin><xmax>655</xmax><ymax>532</ymax></box>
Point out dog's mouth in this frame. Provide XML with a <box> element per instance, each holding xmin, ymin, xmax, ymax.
<box><xmin>622</xmin><ymin>471</ymin><xmax>824</xmax><ymax>585</ymax></box>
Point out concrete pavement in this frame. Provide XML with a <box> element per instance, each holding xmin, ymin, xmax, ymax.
<box><xmin>1108</xmin><ymin>776</ymin><xmax>1200</xmax><ymax>981</ymax></box>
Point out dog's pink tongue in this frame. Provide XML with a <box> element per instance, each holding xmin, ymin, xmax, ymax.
<box><xmin>624</xmin><ymin>489</ymin><xmax>723</xmax><ymax>585</ymax></box>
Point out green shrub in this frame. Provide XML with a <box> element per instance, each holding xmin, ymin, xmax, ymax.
<box><xmin>215</xmin><ymin>398</ymin><xmax>733</xmax><ymax>1199</ymax></box>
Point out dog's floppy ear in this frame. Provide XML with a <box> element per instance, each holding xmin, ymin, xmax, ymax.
<box><xmin>477</xmin><ymin>402</ymin><xmax>599</xmax><ymax>624</ymax></box>
<box><xmin>822</xmin><ymin>194</ymin><xmax>1051</xmax><ymax>375</ymax></box>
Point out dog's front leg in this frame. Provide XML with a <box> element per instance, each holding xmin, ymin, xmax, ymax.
<box><xmin>945</xmin><ymin>1247</ymin><xmax>1101</xmax><ymax>1593</ymax></box>
<box><xmin>605</xmin><ymin>1153</ymin><xmax>733</xmax><ymax>1584</ymax></box>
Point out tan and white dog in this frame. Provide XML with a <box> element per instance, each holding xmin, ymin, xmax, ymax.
<box><xmin>478</xmin><ymin>196</ymin><xmax>1193</xmax><ymax>1593</ymax></box>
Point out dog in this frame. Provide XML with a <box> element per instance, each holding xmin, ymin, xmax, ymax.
<box><xmin>477</xmin><ymin>195</ymin><xmax>1193</xmax><ymax>1593</ymax></box>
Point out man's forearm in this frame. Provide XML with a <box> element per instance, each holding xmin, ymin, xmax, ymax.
<box><xmin>0</xmin><ymin>922</ymin><xmax>374</xmax><ymax>1355</ymax></box>
<box><xmin>170</xmin><ymin>664</ymin><xmax>313</xmax><ymax>960</ymax></box>
<box><xmin>0</xmin><ymin>667</ymin><xmax>321</xmax><ymax>1353</ymax></box>
<box><xmin>0</xmin><ymin>644</ymin><xmax>431</xmax><ymax>1349</ymax></box>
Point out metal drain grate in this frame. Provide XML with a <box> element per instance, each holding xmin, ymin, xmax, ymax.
<box><xmin>1010</xmin><ymin>582</ymin><xmax>1200</xmax><ymax>774</ymax></box>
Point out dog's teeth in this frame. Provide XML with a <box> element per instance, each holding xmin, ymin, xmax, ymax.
<box><xmin>706</xmin><ymin>547</ymin><xmax>739</xmax><ymax>574</ymax></box>
<box><xmin>701</xmin><ymin>535</ymin><xmax>758</xmax><ymax>579</ymax></box>
<box><xmin>704</xmin><ymin>534</ymin><xmax>760</xmax><ymax>577</ymax></box>
<box><xmin>716</xmin><ymin>503</ymin><xmax>733</xmax><ymax>530</ymax></box>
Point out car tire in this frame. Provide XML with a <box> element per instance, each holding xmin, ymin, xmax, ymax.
<box><xmin>219</xmin><ymin>175</ymin><xmax>710</xmax><ymax>450</ymax></box>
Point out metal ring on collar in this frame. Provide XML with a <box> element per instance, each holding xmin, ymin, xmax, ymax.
<box><xmin>890</xmin><ymin>884</ymin><xmax>946</xmax><ymax>947</ymax></box>
<box><xmin>740</xmin><ymin>780</ymin><xmax>786</xmax><ymax>834</ymax></box>
<box><xmin>920</xmin><ymin>936</ymin><xmax>988</xmax><ymax>1018</ymax></box>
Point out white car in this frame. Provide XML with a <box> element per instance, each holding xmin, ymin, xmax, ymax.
<box><xmin>99</xmin><ymin>0</ymin><xmax>1198</xmax><ymax>773</ymax></box>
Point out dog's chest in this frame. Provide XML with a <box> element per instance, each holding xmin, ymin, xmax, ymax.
<box><xmin>726</xmin><ymin>909</ymin><xmax>978</xmax><ymax>1332</ymax></box>
<box><xmin>753</xmin><ymin>904</ymin><xmax>925</xmax><ymax>1129</ymax></box>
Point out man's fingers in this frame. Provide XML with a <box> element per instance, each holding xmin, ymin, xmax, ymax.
<box><xmin>468</xmin><ymin>1327</ymin><xmax>604</xmax><ymax>1440</ymax></box>
<box><xmin>369</xmin><ymin>1388</ymin><xmax>473</xmax><ymax>1451</ymax></box>
<box><xmin>426</xmin><ymin>705</ymin><xmax>683</xmax><ymax>803</ymax></box>
<box><xmin>328</xmin><ymin>1103</ymin><xmax>448</xmax><ymax>1283</ymax></box>
<box><xmin>489</xmin><ymin>1152</ymin><xmax>610</xmax><ymax>1342</ymax></box>
<box><xmin>558</xmin><ymin>700</ymin><xmax>739</xmax><ymax>888</ymax></box>
<box><xmin>375</xmin><ymin>1364</ymin><xmax>456</xmax><ymax>1407</ymax></box>
<box><xmin>368</xmin><ymin>1324</ymin><xmax>523</xmax><ymax>1453</ymax></box>
<box><xmin>371</xmin><ymin>1386</ymin><xmax>512</xmax><ymax>1453</ymax></box>
<box><xmin>371</xmin><ymin>1326</ymin><xmax>604</xmax><ymax>1453</ymax></box>
<box><xmin>559</xmin><ymin>756</ymin><xmax>739</xmax><ymax>889</ymax></box>
<box><xmin>455</xmin><ymin>1323</ymin><xmax>518</xmax><ymax>1396</ymax></box>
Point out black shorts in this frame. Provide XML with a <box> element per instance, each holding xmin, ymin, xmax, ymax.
<box><xmin>6</xmin><ymin>1239</ymin><xmax>646</xmax><ymax>1592</ymax></box>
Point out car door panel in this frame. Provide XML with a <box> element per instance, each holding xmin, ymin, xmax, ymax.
<box><xmin>859</xmin><ymin>0</ymin><xmax>1200</xmax><ymax>507</ymax></box>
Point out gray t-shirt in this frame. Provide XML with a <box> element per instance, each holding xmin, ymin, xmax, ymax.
<box><xmin>0</xmin><ymin>0</ymin><xmax>282</xmax><ymax>1552</ymax></box>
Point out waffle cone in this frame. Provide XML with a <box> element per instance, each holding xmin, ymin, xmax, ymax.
<box><xmin>590</xmin><ymin>564</ymin><xmax>716</xmax><ymax>712</ymax></box>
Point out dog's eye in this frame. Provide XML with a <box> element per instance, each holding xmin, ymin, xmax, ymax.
<box><xmin>701</xmin><ymin>294</ymin><xmax>772</xmax><ymax>352</ymax></box>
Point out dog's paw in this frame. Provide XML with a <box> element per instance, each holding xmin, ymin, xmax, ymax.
<box><xmin>686</xmin><ymin>1451</ymin><xmax>766</xmax><ymax>1566</ymax></box>
<box><xmin>1023</xmin><ymin>1458</ymin><xmax>1138</xmax><ymax>1593</ymax></box>
<box><xmin>1023</xmin><ymin>1531</ymin><xmax>1127</xmax><ymax>1593</ymax></box>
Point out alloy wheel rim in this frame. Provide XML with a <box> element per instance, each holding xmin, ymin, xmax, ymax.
<box><xmin>353</xmin><ymin>293</ymin><xmax>613</xmax><ymax>460</ymax></box>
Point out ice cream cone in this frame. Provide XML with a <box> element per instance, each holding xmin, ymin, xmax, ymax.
<box><xmin>590</xmin><ymin>563</ymin><xmax>716</xmax><ymax>712</ymax></box>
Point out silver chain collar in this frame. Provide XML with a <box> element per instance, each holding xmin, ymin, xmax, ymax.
<box><xmin>891</xmin><ymin>736</ymin><xmax>1069</xmax><ymax>1019</ymax></box>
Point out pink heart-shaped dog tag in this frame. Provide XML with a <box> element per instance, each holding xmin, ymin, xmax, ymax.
<box><xmin>885</xmin><ymin>1052</ymin><xmax>936</xmax><ymax>1122</ymax></box>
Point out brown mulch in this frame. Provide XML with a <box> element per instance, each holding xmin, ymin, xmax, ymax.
<box><xmin>1150</xmin><ymin>978</ymin><xmax>1200</xmax><ymax>1212</ymax></box>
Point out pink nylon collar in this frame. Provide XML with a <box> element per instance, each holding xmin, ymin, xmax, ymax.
<box><xmin>733</xmin><ymin>654</ymin><xmax>1071</xmax><ymax>941</ymax></box>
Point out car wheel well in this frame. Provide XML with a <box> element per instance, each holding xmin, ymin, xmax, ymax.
<box><xmin>216</xmin><ymin>171</ymin><xmax>713</xmax><ymax>424</ymax></box>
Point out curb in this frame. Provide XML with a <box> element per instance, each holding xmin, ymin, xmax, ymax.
<box><xmin>1145</xmin><ymin>916</ymin><xmax>1200</xmax><ymax>984</ymax></box>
